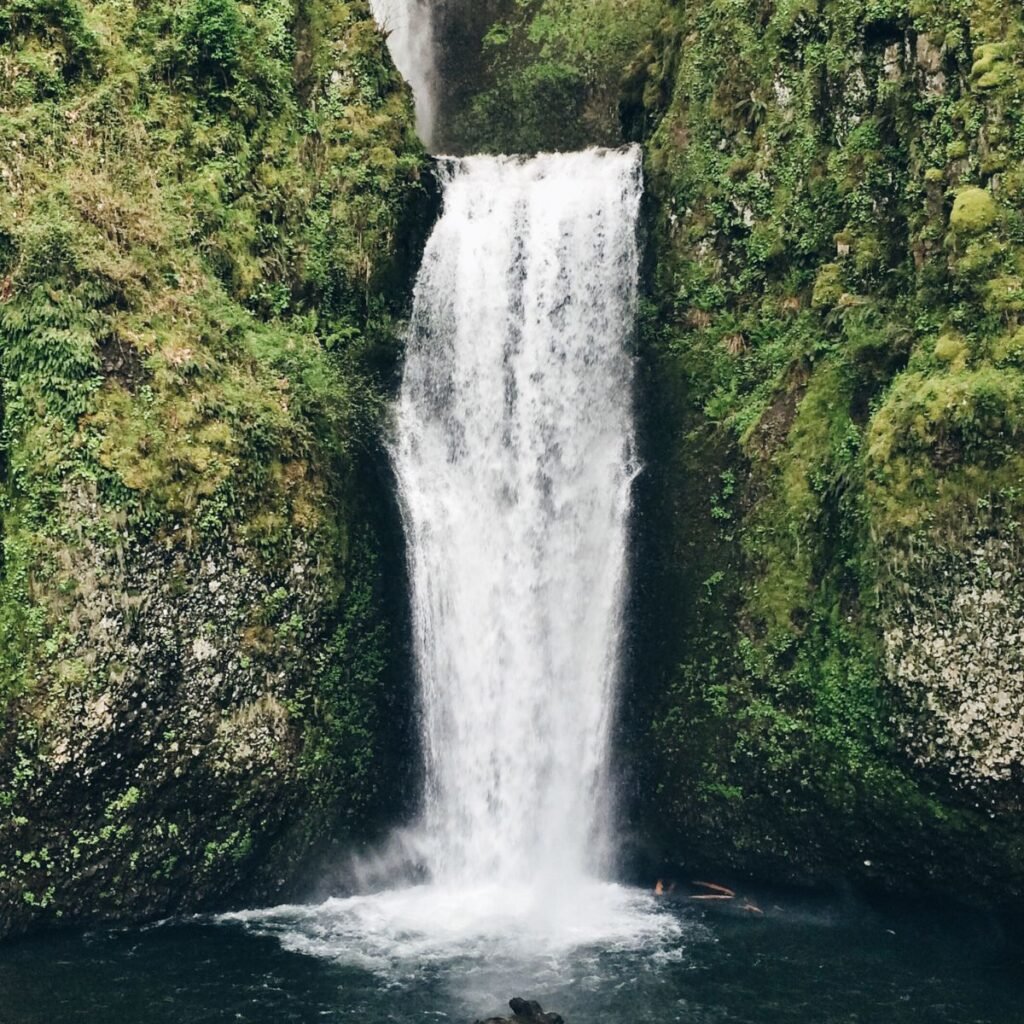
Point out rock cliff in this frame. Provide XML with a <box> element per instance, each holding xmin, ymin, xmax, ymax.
<box><xmin>0</xmin><ymin>0</ymin><xmax>426</xmax><ymax>937</ymax></box>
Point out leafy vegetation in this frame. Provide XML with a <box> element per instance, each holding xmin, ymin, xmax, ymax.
<box><xmin>445</xmin><ymin>0</ymin><xmax>666</xmax><ymax>153</ymax></box>
<box><xmin>0</xmin><ymin>0</ymin><xmax>425</xmax><ymax>934</ymax></box>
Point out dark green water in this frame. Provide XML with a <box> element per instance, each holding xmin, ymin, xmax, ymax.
<box><xmin>2</xmin><ymin>893</ymin><xmax>1021</xmax><ymax>1024</ymax></box>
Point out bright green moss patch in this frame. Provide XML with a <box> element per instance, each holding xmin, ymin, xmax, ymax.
<box><xmin>950</xmin><ymin>186</ymin><xmax>999</xmax><ymax>234</ymax></box>
<box><xmin>970</xmin><ymin>42</ymin><xmax>1011</xmax><ymax>90</ymax></box>
<box><xmin>934</xmin><ymin>332</ymin><xmax>967</xmax><ymax>364</ymax></box>
<box><xmin>867</xmin><ymin>366</ymin><xmax>1024</xmax><ymax>542</ymax></box>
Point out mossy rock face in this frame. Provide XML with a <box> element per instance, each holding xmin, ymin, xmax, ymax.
<box><xmin>0</xmin><ymin>0</ymin><xmax>427</xmax><ymax>938</ymax></box>
<box><xmin>623</xmin><ymin>0</ymin><xmax>1024</xmax><ymax>903</ymax></box>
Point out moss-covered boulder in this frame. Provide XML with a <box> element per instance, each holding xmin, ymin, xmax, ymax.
<box><xmin>0</xmin><ymin>0</ymin><xmax>426</xmax><ymax>938</ymax></box>
<box><xmin>950</xmin><ymin>186</ymin><xmax>999</xmax><ymax>233</ymax></box>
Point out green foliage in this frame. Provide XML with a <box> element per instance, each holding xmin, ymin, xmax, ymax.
<box><xmin>812</xmin><ymin>263</ymin><xmax>845</xmax><ymax>308</ymax></box>
<box><xmin>449</xmin><ymin>0</ymin><xmax>668</xmax><ymax>152</ymax></box>
<box><xmin>177</xmin><ymin>0</ymin><xmax>249</xmax><ymax>84</ymax></box>
<box><xmin>633</xmin><ymin>0</ymin><xmax>1024</xmax><ymax>893</ymax></box>
<box><xmin>0</xmin><ymin>0</ymin><xmax>425</xmax><ymax>931</ymax></box>
<box><xmin>0</xmin><ymin>0</ymin><xmax>99</xmax><ymax>83</ymax></box>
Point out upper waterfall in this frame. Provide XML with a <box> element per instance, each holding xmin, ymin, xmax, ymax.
<box><xmin>394</xmin><ymin>147</ymin><xmax>643</xmax><ymax>889</ymax></box>
<box><xmin>370</xmin><ymin>0</ymin><xmax>439</xmax><ymax>149</ymax></box>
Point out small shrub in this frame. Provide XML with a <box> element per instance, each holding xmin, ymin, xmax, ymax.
<box><xmin>176</xmin><ymin>0</ymin><xmax>247</xmax><ymax>88</ymax></box>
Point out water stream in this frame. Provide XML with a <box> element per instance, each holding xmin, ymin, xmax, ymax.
<box><xmin>395</xmin><ymin>148</ymin><xmax>641</xmax><ymax>892</ymax></box>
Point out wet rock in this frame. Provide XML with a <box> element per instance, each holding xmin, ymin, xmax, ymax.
<box><xmin>0</xmin><ymin>484</ymin><xmax>395</xmax><ymax>940</ymax></box>
<box><xmin>475</xmin><ymin>997</ymin><xmax>565</xmax><ymax>1024</ymax></box>
<box><xmin>883</xmin><ymin>536</ymin><xmax>1024</xmax><ymax>795</ymax></box>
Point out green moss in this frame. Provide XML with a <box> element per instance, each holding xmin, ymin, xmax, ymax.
<box><xmin>952</xmin><ymin>235</ymin><xmax>1007</xmax><ymax>279</ymax></box>
<box><xmin>970</xmin><ymin>42</ymin><xmax>1011</xmax><ymax>90</ymax></box>
<box><xmin>992</xmin><ymin>326</ymin><xmax>1024</xmax><ymax>367</ymax></box>
<box><xmin>0</xmin><ymin>0</ymin><xmax>426</xmax><ymax>936</ymax></box>
<box><xmin>984</xmin><ymin>275</ymin><xmax>1024</xmax><ymax>314</ymax></box>
<box><xmin>934</xmin><ymin>331</ymin><xmax>968</xmax><ymax>364</ymax></box>
<box><xmin>812</xmin><ymin>263</ymin><xmax>845</xmax><ymax>309</ymax></box>
<box><xmin>866</xmin><ymin>364</ymin><xmax>1024</xmax><ymax>542</ymax></box>
<box><xmin>950</xmin><ymin>186</ymin><xmax>999</xmax><ymax>233</ymax></box>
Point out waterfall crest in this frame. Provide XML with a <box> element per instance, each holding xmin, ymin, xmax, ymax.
<box><xmin>394</xmin><ymin>148</ymin><xmax>643</xmax><ymax>890</ymax></box>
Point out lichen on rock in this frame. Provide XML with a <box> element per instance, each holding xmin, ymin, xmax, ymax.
<box><xmin>885</xmin><ymin>538</ymin><xmax>1024</xmax><ymax>791</ymax></box>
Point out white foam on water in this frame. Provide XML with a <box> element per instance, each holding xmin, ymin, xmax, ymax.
<box><xmin>221</xmin><ymin>880</ymin><xmax>681</xmax><ymax>977</ymax></box>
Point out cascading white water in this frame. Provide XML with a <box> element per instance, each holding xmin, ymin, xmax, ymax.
<box><xmin>222</xmin><ymin>148</ymin><xmax>681</xmax><ymax>971</ymax></box>
<box><xmin>394</xmin><ymin>149</ymin><xmax>642</xmax><ymax>891</ymax></box>
<box><xmin>220</xmin><ymin>24</ymin><xmax>685</xmax><ymax>979</ymax></box>
<box><xmin>370</xmin><ymin>0</ymin><xmax>438</xmax><ymax>149</ymax></box>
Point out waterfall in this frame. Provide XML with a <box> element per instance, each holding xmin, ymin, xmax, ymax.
<box><xmin>394</xmin><ymin>149</ymin><xmax>643</xmax><ymax>890</ymax></box>
<box><xmin>370</xmin><ymin>0</ymin><xmax>438</xmax><ymax>149</ymax></box>
<box><xmin>223</xmin><ymin>27</ymin><xmax>680</xmax><ymax>979</ymax></box>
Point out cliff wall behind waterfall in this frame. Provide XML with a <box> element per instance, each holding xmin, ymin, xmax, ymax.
<box><xmin>447</xmin><ymin>0</ymin><xmax>1024</xmax><ymax>902</ymax></box>
<box><xmin>0</xmin><ymin>0</ymin><xmax>427</xmax><ymax>938</ymax></box>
